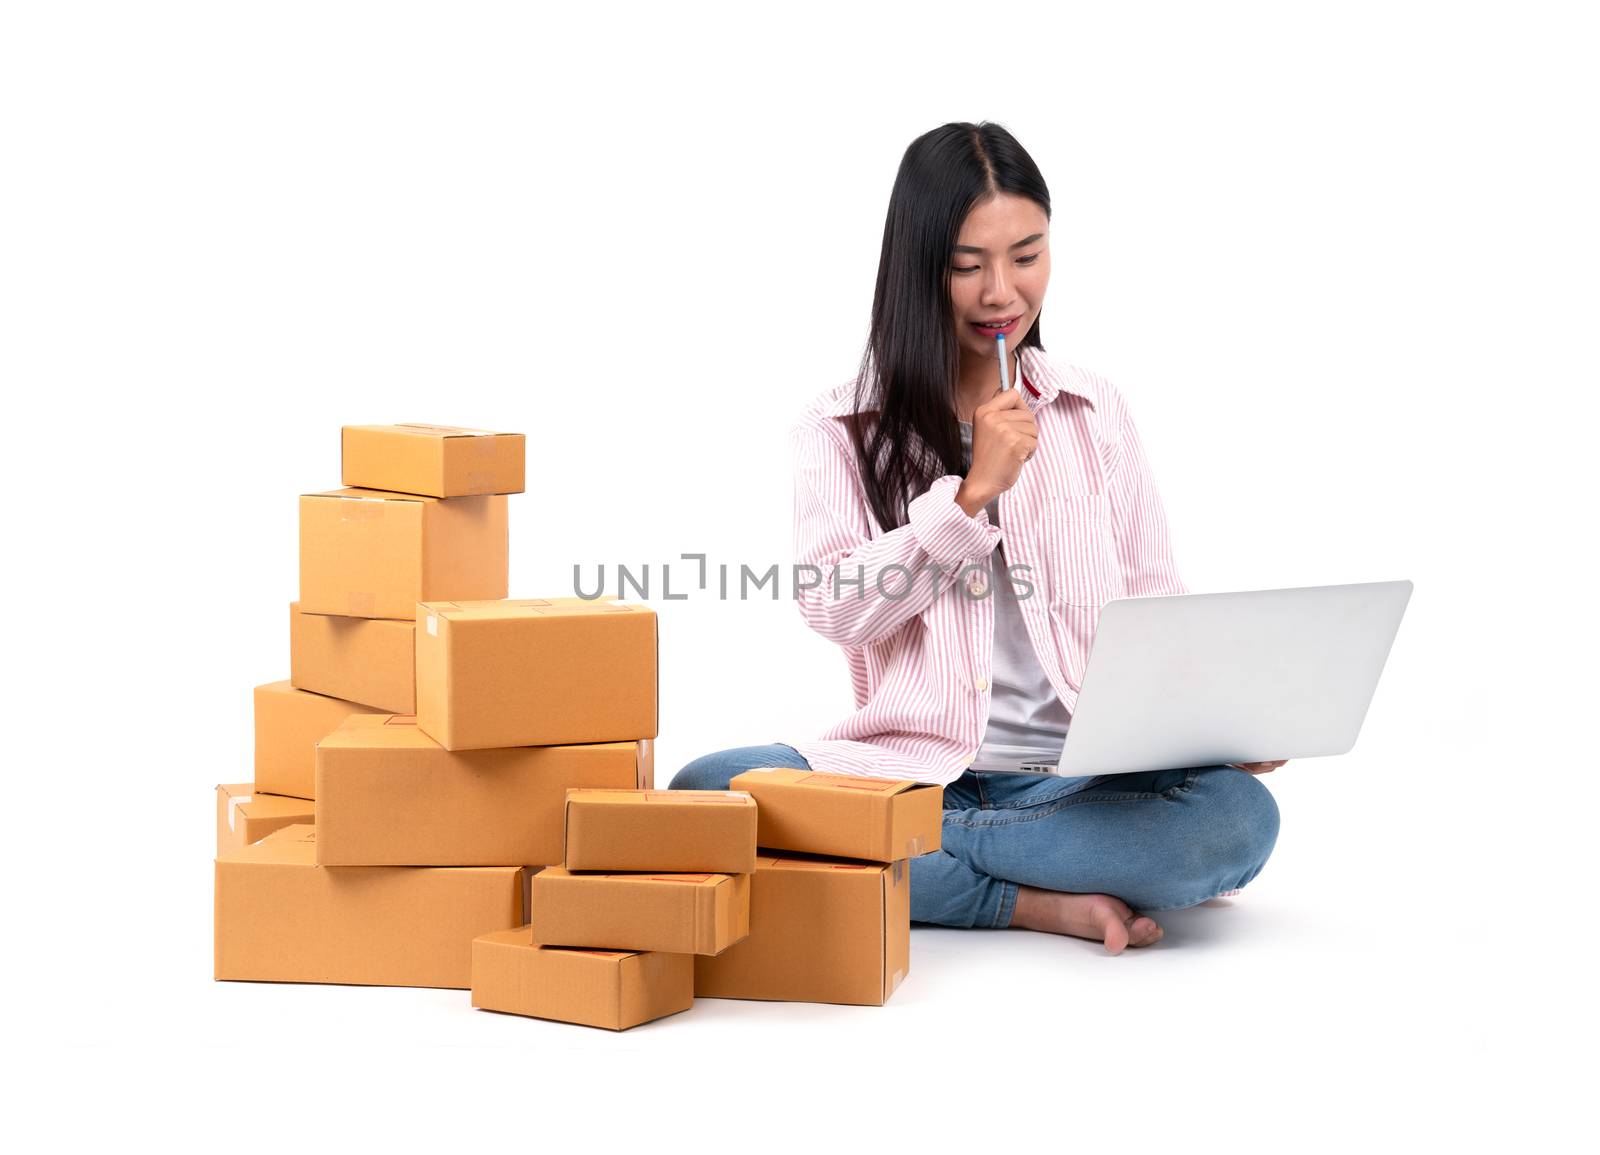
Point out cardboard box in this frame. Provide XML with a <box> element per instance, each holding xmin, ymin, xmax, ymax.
<box><xmin>415</xmin><ymin>597</ymin><xmax>657</xmax><ymax>751</ymax></box>
<box><xmin>315</xmin><ymin>714</ymin><xmax>651</xmax><ymax>866</ymax></box>
<box><xmin>214</xmin><ymin>825</ymin><xmax>526</xmax><ymax>989</ymax></box>
<box><xmin>299</xmin><ymin>488</ymin><xmax>508</xmax><ymax>620</ymax></box>
<box><xmin>216</xmin><ymin>783</ymin><xmax>315</xmax><ymax>855</ymax></box>
<box><xmin>529</xmin><ymin>866</ymin><xmax>750</xmax><ymax>955</ymax></box>
<box><xmin>563</xmin><ymin>789</ymin><xmax>756</xmax><ymax>874</ymax></box>
<box><xmin>254</xmin><ymin>680</ymin><xmax>384</xmax><ymax>799</ymax></box>
<box><xmin>341</xmin><ymin>424</ymin><xmax>525</xmax><ymax>498</ymax></box>
<box><xmin>289</xmin><ymin>602</ymin><xmax>415</xmax><ymax>713</ymax></box>
<box><xmin>693</xmin><ymin>853</ymin><xmax>910</xmax><ymax>1006</ymax></box>
<box><xmin>472</xmin><ymin>928</ymin><xmax>693</xmax><ymax>1031</ymax></box>
<box><xmin>730</xmin><ymin>767</ymin><xmax>943</xmax><ymax>862</ymax></box>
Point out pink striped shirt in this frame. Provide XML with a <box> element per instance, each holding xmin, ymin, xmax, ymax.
<box><xmin>784</xmin><ymin>345</ymin><xmax>1189</xmax><ymax>786</ymax></box>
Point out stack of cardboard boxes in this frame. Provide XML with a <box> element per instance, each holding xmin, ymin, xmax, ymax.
<box><xmin>213</xmin><ymin>423</ymin><xmax>944</xmax><ymax>1029</ymax></box>
<box><xmin>471</xmin><ymin>769</ymin><xmax>943</xmax><ymax>1028</ymax></box>
<box><xmin>214</xmin><ymin>424</ymin><xmax>655</xmax><ymax>990</ymax></box>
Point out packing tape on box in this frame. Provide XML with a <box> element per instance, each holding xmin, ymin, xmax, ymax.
<box><xmin>425</xmin><ymin>614</ymin><xmax>438</xmax><ymax>636</ymax></box>
<box><xmin>227</xmin><ymin>793</ymin><xmax>253</xmax><ymax>833</ymax></box>
<box><xmin>394</xmin><ymin>423</ymin><xmax>499</xmax><ymax>436</ymax></box>
<box><xmin>906</xmin><ymin>835</ymin><xmax>926</xmax><ymax>857</ymax></box>
<box><xmin>891</xmin><ymin>968</ymin><xmax>905</xmax><ymax>993</ymax></box>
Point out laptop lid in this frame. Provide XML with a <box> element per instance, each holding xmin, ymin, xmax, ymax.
<box><xmin>1053</xmin><ymin>580</ymin><xmax>1413</xmax><ymax>777</ymax></box>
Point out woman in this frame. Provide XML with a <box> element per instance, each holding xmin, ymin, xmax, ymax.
<box><xmin>670</xmin><ymin>121</ymin><xmax>1282</xmax><ymax>954</ymax></box>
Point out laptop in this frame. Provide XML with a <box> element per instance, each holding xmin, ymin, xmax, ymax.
<box><xmin>1027</xmin><ymin>580</ymin><xmax>1413</xmax><ymax>778</ymax></box>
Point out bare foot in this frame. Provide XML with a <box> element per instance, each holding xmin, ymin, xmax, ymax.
<box><xmin>1010</xmin><ymin>885</ymin><xmax>1164</xmax><ymax>955</ymax></box>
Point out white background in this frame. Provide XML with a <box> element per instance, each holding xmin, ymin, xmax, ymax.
<box><xmin>5</xmin><ymin>1</ymin><xmax>1594</xmax><ymax>1148</ymax></box>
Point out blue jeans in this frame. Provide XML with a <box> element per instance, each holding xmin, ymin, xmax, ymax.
<box><xmin>669</xmin><ymin>744</ymin><xmax>1280</xmax><ymax>928</ymax></box>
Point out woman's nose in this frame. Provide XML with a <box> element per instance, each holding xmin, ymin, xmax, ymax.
<box><xmin>983</xmin><ymin>268</ymin><xmax>1013</xmax><ymax>304</ymax></box>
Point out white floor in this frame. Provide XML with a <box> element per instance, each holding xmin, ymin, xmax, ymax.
<box><xmin>20</xmin><ymin>742</ymin><xmax>1585</xmax><ymax>1148</ymax></box>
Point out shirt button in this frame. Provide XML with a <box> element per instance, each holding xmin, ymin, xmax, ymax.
<box><xmin>967</xmin><ymin>576</ymin><xmax>987</xmax><ymax>596</ymax></box>
<box><xmin>976</xmin><ymin>677</ymin><xmax>989</xmax><ymax>692</ymax></box>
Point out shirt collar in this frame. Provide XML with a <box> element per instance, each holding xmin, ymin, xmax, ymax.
<box><xmin>819</xmin><ymin>345</ymin><xmax>1095</xmax><ymax>418</ymax></box>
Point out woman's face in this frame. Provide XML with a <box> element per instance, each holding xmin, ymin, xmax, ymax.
<box><xmin>949</xmin><ymin>192</ymin><xmax>1050</xmax><ymax>364</ymax></box>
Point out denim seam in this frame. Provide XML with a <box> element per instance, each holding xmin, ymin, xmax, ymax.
<box><xmin>993</xmin><ymin>879</ymin><xmax>1019</xmax><ymax>928</ymax></box>
<box><xmin>965</xmin><ymin>766</ymin><xmax>1204</xmax><ymax>819</ymax></box>
<box><xmin>1141</xmin><ymin>883</ymin><xmax>1248</xmax><ymax>913</ymax></box>
<box><xmin>944</xmin><ymin>788</ymin><xmax>1186</xmax><ymax>830</ymax></box>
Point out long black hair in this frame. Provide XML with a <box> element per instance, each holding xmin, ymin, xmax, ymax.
<box><xmin>847</xmin><ymin>121</ymin><xmax>1052</xmax><ymax>532</ymax></box>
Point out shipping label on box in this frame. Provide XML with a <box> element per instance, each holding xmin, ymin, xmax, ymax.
<box><xmin>529</xmin><ymin>866</ymin><xmax>750</xmax><ymax>955</ymax></box>
<box><xmin>315</xmin><ymin>714</ymin><xmax>649</xmax><ymax>866</ymax></box>
<box><xmin>253</xmin><ymin>680</ymin><xmax>384</xmax><ymax>799</ymax></box>
<box><xmin>289</xmin><ymin>602</ymin><xmax>415</xmax><ymax>713</ymax></box>
<box><xmin>415</xmin><ymin>597</ymin><xmax>656</xmax><ymax>751</ymax></box>
<box><xmin>693</xmin><ymin>852</ymin><xmax>911</xmax><ymax>1006</ymax></box>
<box><xmin>341</xmin><ymin>424</ymin><xmax>526</xmax><ymax>498</ymax></box>
<box><xmin>562</xmin><ymin>788</ymin><xmax>756</xmax><ymax>874</ymax></box>
<box><xmin>214</xmin><ymin>825</ymin><xmax>526</xmax><ymax>989</ymax></box>
<box><xmin>471</xmin><ymin>928</ymin><xmax>692</xmax><ymax>1031</ymax></box>
<box><xmin>299</xmin><ymin>488</ymin><xmax>507</xmax><ymax>620</ymax></box>
<box><xmin>731</xmin><ymin>767</ymin><xmax>942</xmax><ymax>862</ymax></box>
<box><xmin>215</xmin><ymin>782</ymin><xmax>314</xmax><ymax>856</ymax></box>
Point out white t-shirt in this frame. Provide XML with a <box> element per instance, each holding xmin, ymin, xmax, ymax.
<box><xmin>959</xmin><ymin>418</ymin><xmax>1072</xmax><ymax>773</ymax></box>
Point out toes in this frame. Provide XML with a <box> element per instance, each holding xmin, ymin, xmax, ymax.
<box><xmin>1102</xmin><ymin>914</ymin><xmax>1130</xmax><ymax>955</ymax></box>
<box><xmin>1129</xmin><ymin>916</ymin><xmax>1164</xmax><ymax>947</ymax></box>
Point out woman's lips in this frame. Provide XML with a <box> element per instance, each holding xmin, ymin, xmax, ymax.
<box><xmin>971</xmin><ymin>315</ymin><xmax>1021</xmax><ymax>336</ymax></box>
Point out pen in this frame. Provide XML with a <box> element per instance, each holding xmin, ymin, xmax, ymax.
<box><xmin>996</xmin><ymin>331</ymin><xmax>1011</xmax><ymax>391</ymax></box>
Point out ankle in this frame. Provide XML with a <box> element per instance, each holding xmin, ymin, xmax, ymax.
<box><xmin>1010</xmin><ymin>884</ymin><xmax>1042</xmax><ymax>930</ymax></box>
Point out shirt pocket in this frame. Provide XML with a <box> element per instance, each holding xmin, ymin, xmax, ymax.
<box><xmin>1039</xmin><ymin>492</ymin><xmax>1119</xmax><ymax>607</ymax></box>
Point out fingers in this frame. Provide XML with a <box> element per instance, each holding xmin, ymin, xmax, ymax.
<box><xmin>979</xmin><ymin>385</ymin><xmax>1030</xmax><ymax>413</ymax></box>
<box><xmin>1228</xmin><ymin>760</ymin><xmax>1286</xmax><ymax>775</ymax></box>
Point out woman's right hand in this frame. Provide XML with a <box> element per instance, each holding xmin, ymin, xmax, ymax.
<box><xmin>956</xmin><ymin>385</ymin><xmax>1038</xmax><ymax>516</ymax></box>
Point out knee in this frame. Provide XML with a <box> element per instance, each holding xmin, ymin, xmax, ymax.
<box><xmin>1202</xmin><ymin>767</ymin><xmax>1281</xmax><ymax>873</ymax></box>
<box><xmin>668</xmin><ymin>744</ymin><xmax>807</xmax><ymax>792</ymax></box>
<box><xmin>668</xmin><ymin>754</ymin><xmax>738</xmax><ymax>791</ymax></box>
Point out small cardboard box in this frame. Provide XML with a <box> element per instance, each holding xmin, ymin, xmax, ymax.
<box><xmin>214</xmin><ymin>825</ymin><xmax>526</xmax><ymax>989</ymax></box>
<box><xmin>563</xmin><ymin>789</ymin><xmax>757</xmax><ymax>874</ymax></box>
<box><xmin>693</xmin><ymin>852</ymin><xmax>911</xmax><ymax>1006</ymax></box>
<box><xmin>299</xmin><ymin>488</ymin><xmax>508</xmax><ymax>620</ymax></box>
<box><xmin>415</xmin><ymin>597</ymin><xmax>657</xmax><ymax>751</ymax></box>
<box><xmin>472</xmin><ymin>928</ymin><xmax>693</xmax><ymax>1031</ymax></box>
<box><xmin>216</xmin><ymin>783</ymin><xmax>315</xmax><ymax>855</ymax></box>
<box><xmin>315</xmin><ymin>715</ymin><xmax>651</xmax><ymax>866</ymax></box>
<box><xmin>289</xmin><ymin>602</ymin><xmax>415</xmax><ymax>713</ymax></box>
<box><xmin>529</xmin><ymin>866</ymin><xmax>750</xmax><ymax>955</ymax></box>
<box><xmin>341</xmin><ymin>424</ymin><xmax>526</xmax><ymax>498</ymax></box>
<box><xmin>730</xmin><ymin>767</ymin><xmax>943</xmax><ymax>862</ymax></box>
<box><xmin>254</xmin><ymin>680</ymin><xmax>384</xmax><ymax>799</ymax></box>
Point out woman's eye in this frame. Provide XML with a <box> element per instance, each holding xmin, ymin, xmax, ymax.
<box><xmin>952</xmin><ymin>254</ymin><xmax>1041</xmax><ymax>273</ymax></box>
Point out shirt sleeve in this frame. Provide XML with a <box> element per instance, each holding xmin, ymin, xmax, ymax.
<box><xmin>792</xmin><ymin>417</ymin><xmax>1000</xmax><ymax>648</ymax></box>
<box><xmin>1105</xmin><ymin>390</ymin><xmax>1189</xmax><ymax>597</ymax></box>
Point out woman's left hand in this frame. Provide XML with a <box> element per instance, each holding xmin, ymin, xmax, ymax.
<box><xmin>1228</xmin><ymin>760</ymin><xmax>1288</xmax><ymax>775</ymax></box>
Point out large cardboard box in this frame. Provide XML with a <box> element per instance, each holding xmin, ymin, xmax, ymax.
<box><xmin>254</xmin><ymin>680</ymin><xmax>384</xmax><ymax>799</ymax></box>
<box><xmin>214</xmin><ymin>825</ymin><xmax>526</xmax><ymax>989</ymax></box>
<box><xmin>693</xmin><ymin>853</ymin><xmax>911</xmax><ymax>1006</ymax></box>
<box><xmin>315</xmin><ymin>715</ymin><xmax>651</xmax><ymax>866</ymax></box>
<box><xmin>216</xmin><ymin>783</ymin><xmax>315</xmax><ymax>855</ymax></box>
<box><xmin>341</xmin><ymin>424</ymin><xmax>525</xmax><ymax>498</ymax></box>
<box><xmin>730</xmin><ymin>767</ymin><xmax>943</xmax><ymax>862</ymax></box>
<box><xmin>563</xmin><ymin>789</ymin><xmax>757</xmax><ymax>874</ymax></box>
<box><xmin>415</xmin><ymin>597</ymin><xmax>656</xmax><ymax>751</ymax></box>
<box><xmin>529</xmin><ymin>866</ymin><xmax>750</xmax><ymax>955</ymax></box>
<box><xmin>472</xmin><ymin>928</ymin><xmax>693</xmax><ymax>1031</ymax></box>
<box><xmin>289</xmin><ymin>602</ymin><xmax>415</xmax><ymax>713</ymax></box>
<box><xmin>299</xmin><ymin>488</ymin><xmax>507</xmax><ymax>620</ymax></box>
